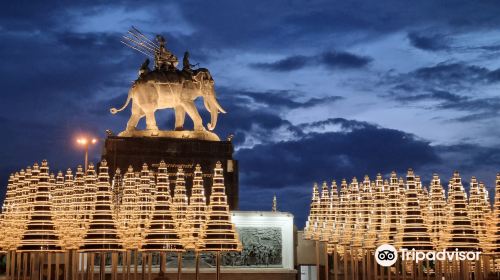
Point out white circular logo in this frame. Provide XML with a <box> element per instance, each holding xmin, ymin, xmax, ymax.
<box><xmin>375</xmin><ymin>244</ymin><xmax>398</xmax><ymax>267</ymax></box>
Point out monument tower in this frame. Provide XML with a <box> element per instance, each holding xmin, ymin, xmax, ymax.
<box><xmin>103</xmin><ymin>27</ymin><xmax>239</xmax><ymax>209</ymax></box>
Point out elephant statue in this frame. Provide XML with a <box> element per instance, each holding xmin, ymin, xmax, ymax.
<box><xmin>110</xmin><ymin>68</ymin><xmax>226</xmax><ymax>136</ymax></box>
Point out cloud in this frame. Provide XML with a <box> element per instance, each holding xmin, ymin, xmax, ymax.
<box><xmin>237</xmin><ymin>118</ymin><xmax>440</xmax><ymax>189</ymax></box>
<box><xmin>320</xmin><ymin>51</ymin><xmax>372</xmax><ymax>69</ymax></box>
<box><xmin>389</xmin><ymin>89</ymin><xmax>465</xmax><ymax>103</ymax></box>
<box><xmin>407</xmin><ymin>32</ymin><xmax>450</xmax><ymax>51</ymax></box>
<box><xmin>251</xmin><ymin>51</ymin><xmax>371</xmax><ymax>72</ymax></box>
<box><xmin>235</xmin><ymin>90</ymin><xmax>343</xmax><ymax>109</ymax></box>
<box><xmin>413</xmin><ymin>62</ymin><xmax>495</xmax><ymax>85</ymax></box>
<box><xmin>251</xmin><ymin>55</ymin><xmax>309</xmax><ymax>72</ymax></box>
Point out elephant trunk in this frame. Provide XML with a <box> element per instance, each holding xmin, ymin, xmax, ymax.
<box><xmin>204</xmin><ymin>93</ymin><xmax>225</xmax><ymax>131</ymax></box>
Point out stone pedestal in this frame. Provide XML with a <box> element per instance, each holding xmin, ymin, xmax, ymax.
<box><xmin>102</xmin><ymin>136</ymin><xmax>239</xmax><ymax>209</ymax></box>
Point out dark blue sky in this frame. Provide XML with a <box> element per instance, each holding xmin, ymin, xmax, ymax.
<box><xmin>2</xmin><ymin>1</ymin><xmax>500</xmax><ymax>226</ymax></box>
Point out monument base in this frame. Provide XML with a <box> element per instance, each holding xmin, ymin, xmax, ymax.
<box><xmin>116</xmin><ymin>129</ymin><xmax>220</xmax><ymax>141</ymax></box>
<box><xmin>102</xmin><ymin>135</ymin><xmax>238</xmax><ymax>209</ymax></box>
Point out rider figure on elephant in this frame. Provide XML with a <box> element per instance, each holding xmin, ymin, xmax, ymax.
<box><xmin>154</xmin><ymin>35</ymin><xmax>178</xmax><ymax>71</ymax></box>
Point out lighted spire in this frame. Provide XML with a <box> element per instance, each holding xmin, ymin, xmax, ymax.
<box><xmin>339</xmin><ymin>177</ymin><xmax>359</xmax><ymax>251</ymax></box>
<box><xmin>394</xmin><ymin>169</ymin><xmax>433</xmax><ymax>251</ymax></box>
<box><xmin>379</xmin><ymin>172</ymin><xmax>401</xmax><ymax>244</ymax></box>
<box><xmin>334</xmin><ymin>179</ymin><xmax>349</xmax><ymax>254</ymax></box>
<box><xmin>138</xmin><ymin>163</ymin><xmax>154</xmax><ymax>229</ymax></box>
<box><xmin>353</xmin><ymin>176</ymin><xmax>372</xmax><ymax>249</ymax></box>
<box><xmin>172</xmin><ymin>167</ymin><xmax>188</xmax><ymax>232</ymax></box>
<box><xmin>365</xmin><ymin>175</ymin><xmax>386</xmax><ymax>249</ymax></box>
<box><xmin>321</xmin><ymin>180</ymin><xmax>337</xmax><ymax>242</ymax></box>
<box><xmin>183</xmin><ymin>164</ymin><xmax>207</xmax><ymax>250</ymax></box>
<box><xmin>443</xmin><ymin>171</ymin><xmax>479</xmax><ymax>252</ymax></box>
<box><xmin>327</xmin><ymin>180</ymin><xmax>340</xmax><ymax>254</ymax></box>
<box><xmin>118</xmin><ymin>166</ymin><xmax>142</xmax><ymax>250</ymax></box>
<box><xmin>428</xmin><ymin>174</ymin><xmax>447</xmax><ymax>249</ymax></box>
<box><xmin>318</xmin><ymin>181</ymin><xmax>331</xmax><ymax>242</ymax></box>
<box><xmin>197</xmin><ymin>161</ymin><xmax>241</xmax><ymax>252</ymax></box>
<box><xmin>79</xmin><ymin>161</ymin><xmax>123</xmax><ymax>251</ymax></box>
<box><xmin>0</xmin><ymin>174</ymin><xmax>15</xmax><ymax>252</ymax></box>
<box><xmin>142</xmin><ymin>161</ymin><xmax>184</xmax><ymax>252</ymax></box>
<box><xmin>469</xmin><ymin>177</ymin><xmax>488</xmax><ymax>250</ymax></box>
<box><xmin>489</xmin><ymin>173</ymin><xmax>500</xmax><ymax>253</ymax></box>
<box><xmin>304</xmin><ymin>183</ymin><xmax>320</xmax><ymax>240</ymax></box>
<box><xmin>17</xmin><ymin>160</ymin><xmax>63</xmax><ymax>252</ymax></box>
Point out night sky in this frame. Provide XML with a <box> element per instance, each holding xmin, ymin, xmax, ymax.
<box><xmin>1</xmin><ymin>1</ymin><xmax>500</xmax><ymax>226</ymax></box>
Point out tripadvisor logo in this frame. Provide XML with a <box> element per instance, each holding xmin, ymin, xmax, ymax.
<box><xmin>375</xmin><ymin>244</ymin><xmax>482</xmax><ymax>267</ymax></box>
<box><xmin>375</xmin><ymin>244</ymin><xmax>398</xmax><ymax>267</ymax></box>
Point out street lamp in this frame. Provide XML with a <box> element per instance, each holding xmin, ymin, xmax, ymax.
<box><xmin>76</xmin><ymin>137</ymin><xmax>97</xmax><ymax>172</ymax></box>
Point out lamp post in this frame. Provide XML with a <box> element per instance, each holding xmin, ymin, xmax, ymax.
<box><xmin>76</xmin><ymin>137</ymin><xmax>97</xmax><ymax>172</ymax></box>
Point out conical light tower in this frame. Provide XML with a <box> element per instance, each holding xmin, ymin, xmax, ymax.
<box><xmin>365</xmin><ymin>176</ymin><xmax>386</xmax><ymax>249</ymax></box>
<box><xmin>197</xmin><ymin>161</ymin><xmax>241</xmax><ymax>280</ymax></box>
<box><xmin>443</xmin><ymin>172</ymin><xmax>479</xmax><ymax>252</ymax></box>
<box><xmin>79</xmin><ymin>161</ymin><xmax>123</xmax><ymax>251</ymax></box>
<box><xmin>342</xmin><ymin>177</ymin><xmax>359</xmax><ymax>248</ymax></box>
<box><xmin>416</xmin><ymin>176</ymin><xmax>430</xmax><ymax>226</ymax></box>
<box><xmin>379</xmin><ymin>172</ymin><xmax>401</xmax><ymax>245</ymax></box>
<box><xmin>53</xmin><ymin>171</ymin><xmax>68</xmax><ymax>248</ymax></box>
<box><xmin>469</xmin><ymin>177</ymin><xmax>488</xmax><ymax>250</ymax></box>
<box><xmin>142</xmin><ymin>161</ymin><xmax>184</xmax><ymax>252</ymax></box>
<box><xmin>327</xmin><ymin>181</ymin><xmax>340</xmax><ymax>254</ymax></box>
<box><xmin>304</xmin><ymin>183</ymin><xmax>320</xmax><ymax>240</ymax></box>
<box><xmin>17</xmin><ymin>160</ymin><xmax>63</xmax><ymax>252</ymax></box>
<box><xmin>11</xmin><ymin>169</ymin><xmax>30</xmax><ymax>250</ymax></box>
<box><xmin>334</xmin><ymin>179</ymin><xmax>349</xmax><ymax>255</ymax></box>
<box><xmin>138</xmin><ymin>163</ymin><xmax>154</xmax><ymax>230</ymax></box>
<box><xmin>353</xmin><ymin>176</ymin><xmax>372</xmax><ymax>249</ymax></box>
<box><xmin>318</xmin><ymin>181</ymin><xmax>331</xmax><ymax>242</ymax></box>
<box><xmin>489</xmin><ymin>173</ymin><xmax>500</xmax><ymax>253</ymax></box>
<box><xmin>0</xmin><ymin>174</ymin><xmax>15</xmax><ymax>252</ymax></box>
<box><xmin>197</xmin><ymin>161</ymin><xmax>241</xmax><ymax>251</ymax></box>
<box><xmin>183</xmin><ymin>164</ymin><xmax>207</xmax><ymax>250</ymax></box>
<box><xmin>172</xmin><ymin>167</ymin><xmax>188</xmax><ymax>233</ymax></box>
<box><xmin>428</xmin><ymin>174</ymin><xmax>447</xmax><ymax>249</ymax></box>
<box><xmin>394</xmin><ymin>169</ymin><xmax>433</xmax><ymax>251</ymax></box>
<box><xmin>118</xmin><ymin>166</ymin><xmax>142</xmax><ymax>250</ymax></box>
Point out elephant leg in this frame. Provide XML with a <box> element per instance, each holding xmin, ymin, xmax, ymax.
<box><xmin>174</xmin><ymin>106</ymin><xmax>186</xmax><ymax>131</ymax></box>
<box><xmin>182</xmin><ymin>102</ymin><xmax>204</xmax><ymax>131</ymax></box>
<box><xmin>144</xmin><ymin>110</ymin><xmax>159</xmax><ymax>131</ymax></box>
<box><xmin>126</xmin><ymin>105</ymin><xmax>144</xmax><ymax>131</ymax></box>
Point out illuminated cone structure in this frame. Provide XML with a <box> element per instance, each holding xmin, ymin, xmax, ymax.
<box><xmin>444</xmin><ymin>172</ymin><xmax>479</xmax><ymax>252</ymax></box>
<box><xmin>304</xmin><ymin>183</ymin><xmax>320</xmax><ymax>240</ymax></box>
<box><xmin>334</xmin><ymin>179</ymin><xmax>349</xmax><ymax>255</ymax></box>
<box><xmin>141</xmin><ymin>161</ymin><xmax>184</xmax><ymax>252</ymax></box>
<box><xmin>353</xmin><ymin>176</ymin><xmax>372</xmax><ymax>250</ymax></box>
<box><xmin>379</xmin><ymin>172</ymin><xmax>402</xmax><ymax>245</ymax></box>
<box><xmin>118</xmin><ymin>166</ymin><xmax>142</xmax><ymax>250</ymax></box>
<box><xmin>138</xmin><ymin>164</ymin><xmax>154</xmax><ymax>230</ymax></box>
<box><xmin>340</xmin><ymin>178</ymin><xmax>359</xmax><ymax>250</ymax></box>
<box><xmin>364</xmin><ymin>176</ymin><xmax>386</xmax><ymax>249</ymax></box>
<box><xmin>394</xmin><ymin>169</ymin><xmax>433</xmax><ymax>251</ymax></box>
<box><xmin>469</xmin><ymin>177</ymin><xmax>489</xmax><ymax>250</ymax></box>
<box><xmin>0</xmin><ymin>174</ymin><xmax>16</xmax><ymax>252</ymax></box>
<box><xmin>318</xmin><ymin>181</ymin><xmax>331</xmax><ymax>242</ymax></box>
<box><xmin>327</xmin><ymin>181</ymin><xmax>340</xmax><ymax>254</ymax></box>
<box><xmin>183</xmin><ymin>164</ymin><xmax>208</xmax><ymax>250</ymax></box>
<box><xmin>428</xmin><ymin>174</ymin><xmax>448</xmax><ymax>249</ymax></box>
<box><xmin>172</xmin><ymin>167</ymin><xmax>188</xmax><ymax>235</ymax></box>
<box><xmin>17</xmin><ymin>161</ymin><xmax>62</xmax><ymax>252</ymax></box>
<box><xmin>197</xmin><ymin>161</ymin><xmax>241</xmax><ymax>252</ymax></box>
<box><xmin>79</xmin><ymin>161</ymin><xmax>123</xmax><ymax>251</ymax></box>
<box><xmin>490</xmin><ymin>173</ymin><xmax>500</xmax><ymax>253</ymax></box>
